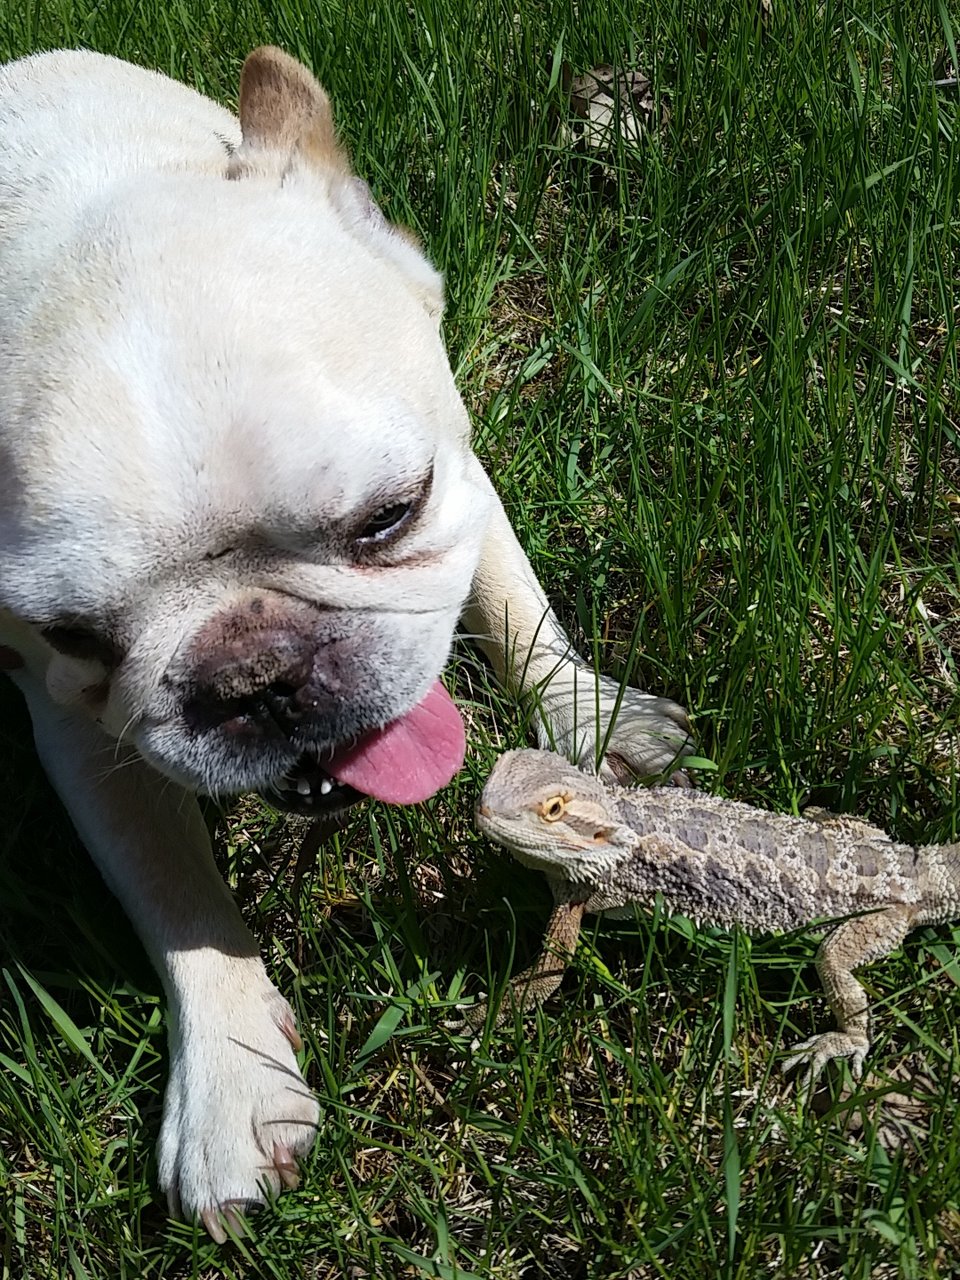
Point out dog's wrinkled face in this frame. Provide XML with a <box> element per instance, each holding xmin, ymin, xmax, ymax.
<box><xmin>0</xmin><ymin>49</ymin><xmax>492</xmax><ymax>814</ymax></box>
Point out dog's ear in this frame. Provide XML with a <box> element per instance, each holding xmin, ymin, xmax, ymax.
<box><xmin>229</xmin><ymin>47</ymin><xmax>444</xmax><ymax>321</ymax></box>
<box><xmin>228</xmin><ymin>46</ymin><xmax>349</xmax><ymax>180</ymax></box>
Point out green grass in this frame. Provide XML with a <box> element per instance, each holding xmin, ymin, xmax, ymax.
<box><xmin>1</xmin><ymin>0</ymin><xmax>960</xmax><ymax>1275</ymax></box>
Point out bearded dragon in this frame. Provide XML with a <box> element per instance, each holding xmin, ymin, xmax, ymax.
<box><xmin>468</xmin><ymin>748</ymin><xmax>959</xmax><ymax>1082</ymax></box>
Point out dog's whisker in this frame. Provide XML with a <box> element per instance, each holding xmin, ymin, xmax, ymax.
<box><xmin>114</xmin><ymin>712</ymin><xmax>141</xmax><ymax>756</ymax></box>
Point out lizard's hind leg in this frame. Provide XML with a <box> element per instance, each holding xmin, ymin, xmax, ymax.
<box><xmin>782</xmin><ymin>904</ymin><xmax>916</xmax><ymax>1087</ymax></box>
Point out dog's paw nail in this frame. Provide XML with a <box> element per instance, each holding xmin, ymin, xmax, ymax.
<box><xmin>273</xmin><ymin>1141</ymin><xmax>301</xmax><ymax>1190</ymax></box>
<box><xmin>199</xmin><ymin>1196</ymin><xmax>264</xmax><ymax>1242</ymax></box>
<box><xmin>200</xmin><ymin>1206</ymin><xmax>229</xmax><ymax>1244</ymax></box>
<box><xmin>278</xmin><ymin>1007</ymin><xmax>303</xmax><ymax>1052</ymax></box>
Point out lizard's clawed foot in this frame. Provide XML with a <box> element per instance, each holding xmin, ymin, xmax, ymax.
<box><xmin>782</xmin><ymin>1031</ymin><xmax>870</xmax><ymax>1088</ymax></box>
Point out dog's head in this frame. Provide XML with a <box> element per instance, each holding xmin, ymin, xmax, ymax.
<box><xmin>0</xmin><ymin>48</ymin><xmax>492</xmax><ymax>814</ymax></box>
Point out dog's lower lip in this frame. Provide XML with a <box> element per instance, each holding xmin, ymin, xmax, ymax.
<box><xmin>262</xmin><ymin>749</ymin><xmax>363</xmax><ymax>816</ymax></box>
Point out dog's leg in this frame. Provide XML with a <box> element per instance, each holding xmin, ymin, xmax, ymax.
<box><xmin>462</xmin><ymin>457</ymin><xmax>691</xmax><ymax>779</ymax></box>
<box><xmin>8</xmin><ymin>671</ymin><xmax>319</xmax><ymax>1242</ymax></box>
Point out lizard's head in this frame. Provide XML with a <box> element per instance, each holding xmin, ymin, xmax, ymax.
<box><xmin>476</xmin><ymin>748</ymin><xmax>635</xmax><ymax>881</ymax></box>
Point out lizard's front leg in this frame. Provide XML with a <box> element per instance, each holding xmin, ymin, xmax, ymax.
<box><xmin>782</xmin><ymin>905</ymin><xmax>916</xmax><ymax>1086</ymax></box>
<box><xmin>453</xmin><ymin>899</ymin><xmax>586</xmax><ymax>1030</ymax></box>
<box><xmin>462</xmin><ymin>456</ymin><xmax>691</xmax><ymax>780</ymax></box>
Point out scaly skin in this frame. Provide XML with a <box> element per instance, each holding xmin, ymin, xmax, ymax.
<box><xmin>469</xmin><ymin>749</ymin><xmax>960</xmax><ymax>1082</ymax></box>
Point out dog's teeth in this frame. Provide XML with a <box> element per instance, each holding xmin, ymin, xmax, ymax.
<box><xmin>319</xmin><ymin>779</ymin><xmax>333</xmax><ymax>795</ymax></box>
<box><xmin>297</xmin><ymin>778</ymin><xmax>312</xmax><ymax>797</ymax></box>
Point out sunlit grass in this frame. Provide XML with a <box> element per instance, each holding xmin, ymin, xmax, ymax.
<box><xmin>1</xmin><ymin>0</ymin><xmax>959</xmax><ymax>1276</ymax></box>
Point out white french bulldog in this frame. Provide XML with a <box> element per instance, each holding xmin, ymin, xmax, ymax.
<box><xmin>0</xmin><ymin>46</ymin><xmax>689</xmax><ymax>1238</ymax></box>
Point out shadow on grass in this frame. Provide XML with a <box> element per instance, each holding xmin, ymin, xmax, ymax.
<box><xmin>0</xmin><ymin>678</ymin><xmax>160</xmax><ymax>1001</ymax></box>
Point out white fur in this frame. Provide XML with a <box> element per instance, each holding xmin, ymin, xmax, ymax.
<box><xmin>0</xmin><ymin>48</ymin><xmax>690</xmax><ymax>1237</ymax></box>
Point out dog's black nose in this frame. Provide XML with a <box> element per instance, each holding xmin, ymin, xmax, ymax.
<box><xmin>179</xmin><ymin>597</ymin><xmax>363</xmax><ymax>744</ymax></box>
<box><xmin>258</xmin><ymin>678</ymin><xmax>312</xmax><ymax>732</ymax></box>
<box><xmin>186</xmin><ymin>624</ymin><xmax>319</xmax><ymax>733</ymax></box>
<box><xmin>195</xmin><ymin>629</ymin><xmax>314</xmax><ymax>702</ymax></box>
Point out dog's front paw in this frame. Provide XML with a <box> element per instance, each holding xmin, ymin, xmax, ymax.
<box><xmin>533</xmin><ymin>665</ymin><xmax>692</xmax><ymax>781</ymax></box>
<box><xmin>158</xmin><ymin>977</ymin><xmax>319</xmax><ymax>1242</ymax></box>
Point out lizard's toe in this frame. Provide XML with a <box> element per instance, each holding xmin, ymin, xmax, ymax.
<box><xmin>783</xmin><ymin>1031</ymin><xmax>871</xmax><ymax>1088</ymax></box>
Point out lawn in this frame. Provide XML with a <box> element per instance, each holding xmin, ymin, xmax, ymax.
<box><xmin>1</xmin><ymin>1</ymin><xmax>959</xmax><ymax>1277</ymax></box>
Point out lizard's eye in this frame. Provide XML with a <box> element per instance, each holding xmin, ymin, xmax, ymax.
<box><xmin>540</xmin><ymin>795</ymin><xmax>568</xmax><ymax>822</ymax></box>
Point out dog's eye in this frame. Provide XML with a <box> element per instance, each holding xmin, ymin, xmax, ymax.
<box><xmin>356</xmin><ymin>502</ymin><xmax>413</xmax><ymax>544</ymax></box>
<box><xmin>354</xmin><ymin>466</ymin><xmax>432</xmax><ymax>550</ymax></box>
<box><xmin>42</xmin><ymin>625</ymin><xmax>119</xmax><ymax>667</ymax></box>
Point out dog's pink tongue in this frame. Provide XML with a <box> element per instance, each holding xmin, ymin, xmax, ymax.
<box><xmin>328</xmin><ymin>681</ymin><xmax>465</xmax><ymax>804</ymax></box>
